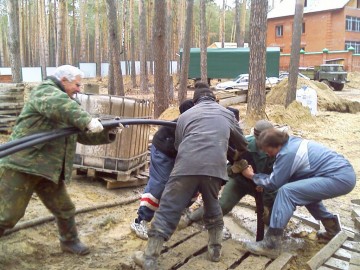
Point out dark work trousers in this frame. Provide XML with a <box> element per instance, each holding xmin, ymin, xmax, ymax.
<box><xmin>149</xmin><ymin>175</ymin><xmax>223</xmax><ymax>241</ymax></box>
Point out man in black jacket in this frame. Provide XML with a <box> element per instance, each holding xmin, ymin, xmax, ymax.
<box><xmin>130</xmin><ymin>100</ymin><xmax>194</xmax><ymax>240</ymax></box>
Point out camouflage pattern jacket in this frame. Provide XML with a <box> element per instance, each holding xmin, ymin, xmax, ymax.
<box><xmin>0</xmin><ymin>78</ymin><xmax>115</xmax><ymax>184</ymax></box>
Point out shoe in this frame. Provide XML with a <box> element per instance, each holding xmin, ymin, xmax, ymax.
<box><xmin>208</xmin><ymin>227</ymin><xmax>223</xmax><ymax>262</ymax></box>
<box><xmin>60</xmin><ymin>239</ymin><xmax>90</xmax><ymax>255</ymax></box>
<box><xmin>243</xmin><ymin>227</ymin><xmax>283</xmax><ymax>259</ymax></box>
<box><xmin>317</xmin><ymin>214</ymin><xmax>341</xmax><ymax>243</ymax></box>
<box><xmin>131</xmin><ymin>218</ymin><xmax>148</xmax><ymax>240</ymax></box>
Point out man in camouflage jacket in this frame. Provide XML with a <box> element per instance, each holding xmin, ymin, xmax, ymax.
<box><xmin>0</xmin><ymin>65</ymin><xmax>119</xmax><ymax>255</ymax></box>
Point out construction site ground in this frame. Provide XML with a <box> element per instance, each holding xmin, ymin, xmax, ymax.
<box><xmin>0</xmin><ymin>76</ymin><xmax>360</xmax><ymax>270</ymax></box>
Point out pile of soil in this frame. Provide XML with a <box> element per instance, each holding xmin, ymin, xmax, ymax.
<box><xmin>158</xmin><ymin>106</ymin><xmax>180</xmax><ymax>120</ymax></box>
<box><xmin>267</xmin><ymin>78</ymin><xmax>360</xmax><ymax>113</ymax></box>
<box><xmin>347</xmin><ymin>71</ymin><xmax>360</xmax><ymax>89</ymax></box>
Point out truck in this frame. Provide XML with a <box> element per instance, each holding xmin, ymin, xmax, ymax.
<box><xmin>179</xmin><ymin>47</ymin><xmax>280</xmax><ymax>84</ymax></box>
<box><xmin>300</xmin><ymin>64</ymin><xmax>348</xmax><ymax>91</ymax></box>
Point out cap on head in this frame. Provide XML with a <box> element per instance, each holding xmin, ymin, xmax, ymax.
<box><xmin>254</xmin><ymin>120</ymin><xmax>273</xmax><ymax>138</ymax></box>
<box><xmin>193</xmin><ymin>88</ymin><xmax>216</xmax><ymax>104</ymax></box>
<box><xmin>179</xmin><ymin>99</ymin><xmax>194</xmax><ymax>114</ymax></box>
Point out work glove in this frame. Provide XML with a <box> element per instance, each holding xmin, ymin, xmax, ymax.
<box><xmin>231</xmin><ymin>159</ymin><xmax>249</xmax><ymax>174</ymax></box>
<box><xmin>109</xmin><ymin>123</ymin><xmax>125</xmax><ymax>134</ymax></box>
<box><xmin>86</xmin><ymin>118</ymin><xmax>104</xmax><ymax>133</ymax></box>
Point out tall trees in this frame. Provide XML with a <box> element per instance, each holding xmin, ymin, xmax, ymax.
<box><xmin>220</xmin><ymin>0</ymin><xmax>225</xmax><ymax>48</ymax></box>
<box><xmin>106</xmin><ymin>0</ymin><xmax>124</xmax><ymax>96</ymax></box>
<box><xmin>286</xmin><ymin>0</ymin><xmax>305</xmax><ymax>107</ymax></box>
<box><xmin>79</xmin><ymin>0</ymin><xmax>87</xmax><ymax>62</ymax></box>
<box><xmin>235</xmin><ymin>0</ymin><xmax>241</xmax><ymax>47</ymax></box>
<box><xmin>94</xmin><ymin>0</ymin><xmax>101</xmax><ymax>77</ymax></box>
<box><xmin>153</xmin><ymin>0</ymin><xmax>168</xmax><ymax>118</ymax></box>
<box><xmin>129</xmin><ymin>0</ymin><xmax>136</xmax><ymax>87</ymax></box>
<box><xmin>138</xmin><ymin>0</ymin><xmax>148</xmax><ymax>92</ymax></box>
<box><xmin>56</xmin><ymin>0</ymin><xmax>66</xmax><ymax>66</ymax></box>
<box><xmin>246</xmin><ymin>0</ymin><xmax>268</xmax><ymax>123</ymax></box>
<box><xmin>200</xmin><ymin>0</ymin><xmax>207</xmax><ymax>83</ymax></box>
<box><xmin>38</xmin><ymin>0</ymin><xmax>48</xmax><ymax>78</ymax></box>
<box><xmin>178</xmin><ymin>0</ymin><xmax>194</xmax><ymax>104</ymax></box>
<box><xmin>239</xmin><ymin>0</ymin><xmax>246</xmax><ymax>47</ymax></box>
<box><xmin>7</xmin><ymin>0</ymin><xmax>22</xmax><ymax>82</ymax></box>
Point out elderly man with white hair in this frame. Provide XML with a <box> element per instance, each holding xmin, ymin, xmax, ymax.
<box><xmin>0</xmin><ymin>65</ymin><xmax>121</xmax><ymax>255</ymax></box>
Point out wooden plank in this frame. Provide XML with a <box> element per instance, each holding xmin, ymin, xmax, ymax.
<box><xmin>104</xmin><ymin>177</ymin><xmax>148</xmax><ymax>189</ymax></box>
<box><xmin>292</xmin><ymin>213</ymin><xmax>320</xmax><ymax>230</ymax></box>
<box><xmin>158</xmin><ymin>231</ymin><xmax>208</xmax><ymax>270</ymax></box>
<box><xmin>342</xmin><ymin>240</ymin><xmax>360</xmax><ymax>252</ymax></box>
<box><xmin>233</xmin><ymin>255</ymin><xmax>270</xmax><ymax>270</ymax></box>
<box><xmin>218</xmin><ymin>94</ymin><xmax>247</xmax><ymax>107</ymax></box>
<box><xmin>351</xmin><ymin>207</ymin><xmax>360</xmax><ymax>219</ymax></box>
<box><xmin>165</xmin><ymin>225</ymin><xmax>202</xmax><ymax>249</ymax></box>
<box><xmin>323</xmin><ymin>257</ymin><xmax>349</xmax><ymax>270</ymax></box>
<box><xmin>266</xmin><ymin>252</ymin><xmax>294</xmax><ymax>270</ymax></box>
<box><xmin>317</xmin><ymin>267</ymin><xmax>333</xmax><ymax>270</ymax></box>
<box><xmin>177</xmin><ymin>239</ymin><xmax>247</xmax><ymax>270</ymax></box>
<box><xmin>307</xmin><ymin>231</ymin><xmax>348</xmax><ymax>270</ymax></box>
<box><xmin>333</xmin><ymin>248</ymin><xmax>354</xmax><ymax>261</ymax></box>
<box><xmin>350</xmin><ymin>253</ymin><xmax>360</xmax><ymax>266</ymax></box>
<box><xmin>354</xmin><ymin>217</ymin><xmax>360</xmax><ymax>231</ymax></box>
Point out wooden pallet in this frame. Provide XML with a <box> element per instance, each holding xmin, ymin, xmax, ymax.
<box><xmin>307</xmin><ymin>231</ymin><xmax>360</xmax><ymax>270</ymax></box>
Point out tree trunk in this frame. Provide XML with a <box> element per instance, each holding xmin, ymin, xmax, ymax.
<box><xmin>239</xmin><ymin>0</ymin><xmax>246</xmax><ymax>47</ymax></box>
<box><xmin>139</xmin><ymin>0</ymin><xmax>148</xmax><ymax>92</ymax></box>
<box><xmin>65</xmin><ymin>1</ymin><xmax>72</xmax><ymax>65</ymax></box>
<box><xmin>167</xmin><ymin>0</ymin><xmax>173</xmax><ymax>100</ymax></box>
<box><xmin>200</xmin><ymin>0</ymin><xmax>207</xmax><ymax>83</ymax></box>
<box><xmin>95</xmin><ymin>0</ymin><xmax>101</xmax><ymax>77</ymax></box>
<box><xmin>153</xmin><ymin>0</ymin><xmax>168</xmax><ymax>118</ymax></box>
<box><xmin>235</xmin><ymin>0</ymin><xmax>241</xmax><ymax>47</ymax></box>
<box><xmin>79</xmin><ymin>0</ymin><xmax>87</xmax><ymax>62</ymax></box>
<box><xmin>106</xmin><ymin>0</ymin><xmax>124</xmax><ymax>96</ymax></box>
<box><xmin>121</xmin><ymin>0</ymin><xmax>128</xmax><ymax>74</ymax></box>
<box><xmin>129</xmin><ymin>0</ymin><xmax>137</xmax><ymax>87</ymax></box>
<box><xmin>176</xmin><ymin>0</ymin><xmax>186</xmax><ymax>78</ymax></box>
<box><xmin>38</xmin><ymin>0</ymin><xmax>48</xmax><ymax>78</ymax></box>
<box><xmin>178</xmin><ymin>0</ymin><xmax>194</xmax><ymax>104</ymax></box>
<box><xmin>285</xmin><ymin>0</ymin><xmax>305</xmax><ymax>107</ymax></box>
<box><xmin>7</xmin><ymin>0</ymin><xmax>22</xmax><ymax>82</ymax></box>
<box><xmin>220</xmin><ymin>0</ymin><xmax>225</xmax><ymax>48</ymax></box>
<box><xmin>246</xmin><ymin>0</ymin><xmax>268</xmax><ymax>123</ymax></box>
<box><xmin>56</xmin><ymin>0</ymin><xmax>66</xmax><ymax>66</ymax></box>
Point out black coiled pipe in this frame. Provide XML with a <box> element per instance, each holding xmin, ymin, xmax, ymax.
<box><xmin>0</xmin><ymin>119</ymin><xmax>176</xmax><ymax>158</ymax></box>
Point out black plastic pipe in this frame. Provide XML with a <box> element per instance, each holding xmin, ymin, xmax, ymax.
<box><xmin>0</xmin><ymin>119</ymin><xmax>176</xmax><ymax>158</ymax></box>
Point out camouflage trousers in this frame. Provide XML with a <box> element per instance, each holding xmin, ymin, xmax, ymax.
<box><xmin>0</xmin><ymin>167</ymin><xmax>76</xmax><ymax>231</ymax></box>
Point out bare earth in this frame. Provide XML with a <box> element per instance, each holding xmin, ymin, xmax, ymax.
<box><xmin>0</xmin><ymin>79</ymin><xmax>359</xmax><ymax>270</ymax></box>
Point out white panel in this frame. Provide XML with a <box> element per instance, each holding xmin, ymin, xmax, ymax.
<box><xmin>101</xmin><ymin>63</ymin><xmax>109</xmax><ymax>77</ymax></box>
<box><xmin>79</xmin><ymin>63</ymin><xmax>96</xmax><ymax>78</ymax></box>
<box><xmin>46</xmin><ymin>67</ymin><xmax>57</xmax><ymax>77</ymax></box>
<box><xmin>0</xmin><ymin>67</ymin><xmax>12</xmax><ymax>75</ymax></box>
<box><xmin>22</xmin><ymin>67</ymin><xmax>43</xmax><ymax>82</ymax></box>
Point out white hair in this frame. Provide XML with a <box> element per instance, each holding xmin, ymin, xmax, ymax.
<box><xmin>53</xmin><ymin>65</ymin><xmax>85</xmax><ymax>82</ymax></box>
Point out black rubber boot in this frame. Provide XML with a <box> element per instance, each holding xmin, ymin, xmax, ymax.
<box><xmin>208</xmin><ymin>227</ymin><xmax>223</xmax><ymax>262</ymax></box>
<box><xmin>57</xmin><ymin>217</ymin><xmax>90</xmax><ymax>255</ymax></box>
<box><xmin>178</xmin><ymin>207</ymin><xmax>204</xmax><ymax>230</ymax></box>
<box><xmin>317</xmin><ymin>215</ymin><xmax>341</xmax><ymax>242</ymax></box>
<box><xmin>143</xmin><ymin>236</ymin><xmax>164</xmax><ymax>270</ymax></box>
<box><xmin>244</xmin><ymin>227</ymin><xmax>283</xmax><ymax>259</ymax></box>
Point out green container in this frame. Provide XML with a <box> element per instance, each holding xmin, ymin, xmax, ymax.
<box><xmin>180</xmin><ymin>47</ymin><xmax>280</xmax><ymax>79</ymax></box>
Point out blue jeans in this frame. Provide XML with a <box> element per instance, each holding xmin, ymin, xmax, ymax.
<box><xmin>270</xmin><ymin>166</ymin><xmax>356</xmax><ymax>229</ymax></box>
<box><xmin>137</xmin><ymin>145</ymin><xmax>175</xmax><ymax>222</ymax></box>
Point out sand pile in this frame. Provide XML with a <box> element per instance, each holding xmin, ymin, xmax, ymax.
<box><xmin>158</xmin><ymin>106</ymin><xmax>180</xmax><ymax>120</ymax></box>
<box><xmin>346</xmin><ymin>71</ymin><xmax>360</xmax><ymax>89</ymax></box>
<box><xmin>267</xmin><ymin>78</ymin><xmax>360</xmax><ymax>113</ymax></box>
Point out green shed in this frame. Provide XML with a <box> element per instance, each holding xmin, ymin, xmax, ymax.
<box><xmin>180</xmin><ymin>47</ymin><xmax>280</xmax><ymax>80</ymax></box>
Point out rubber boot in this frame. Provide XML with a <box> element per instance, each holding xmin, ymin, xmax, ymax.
<box><xmin>208</xmin><ymin>227</ymin><xmax>223</xmax><ymax>262</ymax></box>
<box><xmin>178</xmin><ymin>207</ymin><xmax>204</xmax><ymax>230</ymax></box>
<box><xmin>317</xmin><ymin>215</ymin><xmax>341</xmax><ymax>242</ymax></box>
<box><xmin>244</xmin><ymin>227</ymin><xmax>283</xmax><ymax>259</ymax></box>
<box><xmin>133</xmin><ymin>236</ymin><xmax>164</xmax><ymax>270</ymax></box>
<box><xmin>57</xmin><ymin>217</ymin><xmax>90</xmax><ymax>255</ymax></box>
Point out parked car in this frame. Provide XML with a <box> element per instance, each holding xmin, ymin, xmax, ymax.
<box><xmin>278</xmin><ymin>72</ymin><xmax>310</xmax><ymax>81</ymax></box>
<box><xmin>215</xmin><ymin>74</ymin><xmax>279</xmax><ymax>90</ymax></box>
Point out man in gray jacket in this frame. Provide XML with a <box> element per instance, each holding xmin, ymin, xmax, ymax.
<box><xmin>133</xmin><ymin>87</ymin><xmax>248</xmax><ymax>269</ymax></box>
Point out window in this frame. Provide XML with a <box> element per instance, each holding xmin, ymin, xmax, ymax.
<box><xmin>345</xmin><ymin>41</ymin><xmax>360</xmax><ymax>54</ymax></box>
<box><xmin>302</xmin><ymin>22</ymin><xmax>306</xmax><ymax>34</ymax></box>
<box><xmin>276</xmin><ymin>25</ymin><xmax>283</xmax><ymax>37</ymax></box>
<box><xmin>346</xmin><ymin>16</ymin><xmax>360</xmax><ymax>32</ymax></box>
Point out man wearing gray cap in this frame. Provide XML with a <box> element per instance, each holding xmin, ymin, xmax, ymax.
<box><xmin>179</xmin><ymin>120</ymin><xmax>276</xmax><ymax>229</ymax></box>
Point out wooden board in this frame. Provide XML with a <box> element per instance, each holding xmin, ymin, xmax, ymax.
<box><xmin>342</xmin><ymin>240</ymin><xmax>360</xmax><ymax>253</ymax></box>
<box><xmin>233</xmin><ymin>255</ymin><xmax>270</xmax><ymax>270</ymax></box>
<box><xmin>266</xmin><ymin>252</ymin><xmax>294</xmax><ymax>270</ymax></box>
<box><xmin>307</xmin><ymin>231</ymin><xmax>348</xmax><ymax>270</ymax></box>
<box><xmin>323</xmin><ymin>257</ymin><xmax>349</xmax><ymax>269</ymax></box>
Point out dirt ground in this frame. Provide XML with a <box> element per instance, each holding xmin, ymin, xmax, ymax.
<box><xmin>0</xmin><ymin>76</ymin><xmax>360</xmax><ymax>270</ymax></box>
